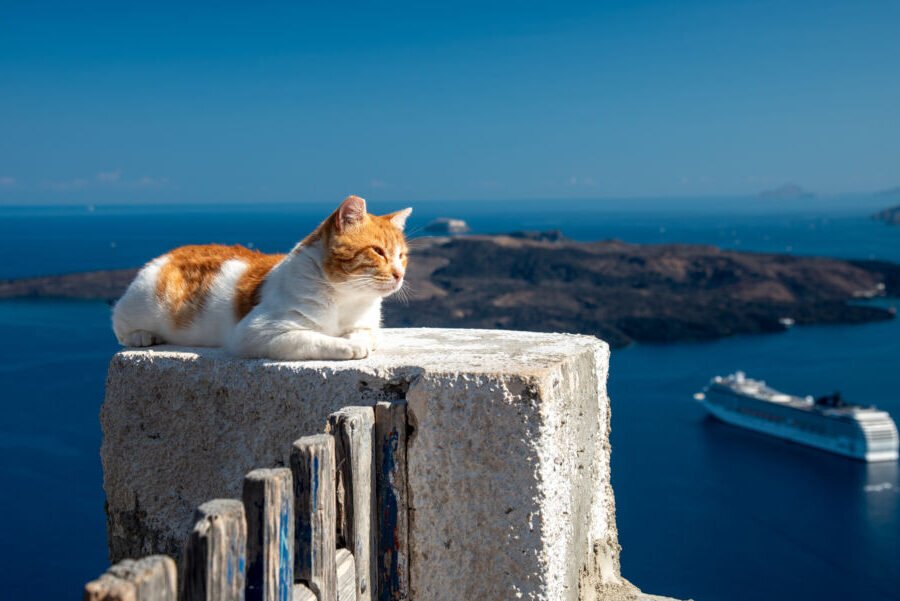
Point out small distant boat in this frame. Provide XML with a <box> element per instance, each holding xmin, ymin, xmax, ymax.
<box><xmin>424</xmin><ymin>217</ymin><xmax>470</xmax><ymax>235</ymax></box>
<box><xmin>695</xmin><ymin>372</ymin><xmax>899</xmax><ymax>462</ymax></box>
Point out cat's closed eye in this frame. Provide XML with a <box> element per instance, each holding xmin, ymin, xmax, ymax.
<box><xmin>372</xmin><ymin>246</ymin><xmax>388</xmax><ymax>259</ymax></box>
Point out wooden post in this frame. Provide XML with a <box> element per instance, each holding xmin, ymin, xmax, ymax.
<box><xmin>243</xmin><ymin>468</ymin><xmax>294</xmax><ymax>601</ymax></box>
<box><xmin>291</xmin><ymin>434</ymin><xmax>337</xmax><ymax>601</ymax></box>
<box><xmin>84</xmin><ymin>573</ymin><xmax>136</xmax><ymax>601</ymax></box>
<box><xmin>181</xmin><ymin>499</ymin><xmax>248</xmax><ymax>601</ymax></box>
<box><xmin>106</xmin><ymin>556</ymin><xmax>177</xmax><ymax>601</ymax></box>
<box><xmin>335</xmin><ymin>548</ymin><xmax>357</xmax><ymax>601</ymax></box>
<box><xmin>374</xmin><ymin>401</ymin><xmax>409</xmax><ymax>601</ymax></box>
<box><xmin>85</xmin><ymin>556</ymin><xmax>176</xmax><ymax>601</ymax></box>
<box><xmin>327</xmin><ymin>406</ymin><xmax>376</xmax><ymax>601</ymax></box>
<box><xmin>292</xmin><ymin>584</ymin><xmax>316</xmax><ymax>601</ymax></box>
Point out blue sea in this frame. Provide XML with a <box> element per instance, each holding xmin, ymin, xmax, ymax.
<box><xmin>1</xmin><ymin>197</ymin><xmax>898</xmax><ymax>600</ymax></box>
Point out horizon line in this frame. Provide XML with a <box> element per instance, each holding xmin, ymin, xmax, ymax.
<box><xmin>1</xmin><ymin>189</ymin><xmax>898</xmax><ymax>210</ymax></box>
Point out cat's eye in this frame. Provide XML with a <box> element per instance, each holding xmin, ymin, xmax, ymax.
<box><xmin>372</xmin><ymin>246</ymin><xmax>387</xmax><ymax>259</ymax></box>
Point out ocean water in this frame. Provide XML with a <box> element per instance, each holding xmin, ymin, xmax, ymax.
<box><xmin>611</xmin><ymin>314</ymin><xmax>900</xmax><ymax>601</ymax></box>
<box><xmin>0</xmin><ymin>199</ymin><xmax>898</xmax><ymax>600</ymax></box>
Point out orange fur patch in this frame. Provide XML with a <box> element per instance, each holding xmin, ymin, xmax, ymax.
<box><xmin>155</xmin><ymin>244</ymin><xmax>285</xmax><ymax>328</ymax></box>
<box><xmin>234</xmin><ymin>251</ymin><xmax>286</xmax><ymax>319</ymax></box>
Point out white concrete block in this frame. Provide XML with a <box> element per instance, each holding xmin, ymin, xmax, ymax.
<box><xmin>101</xmin><ymin>328</ymin><xmax>668</xmax><ymax>600</ymax></box>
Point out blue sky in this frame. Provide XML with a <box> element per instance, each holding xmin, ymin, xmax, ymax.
<box><xmin>1</xmin><ymin>0</ymin><xmax>898</xmax><ymax>204</ymax></box>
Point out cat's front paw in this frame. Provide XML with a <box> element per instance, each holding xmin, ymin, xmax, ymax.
<box><xmin>122</xmin><ymin>329</ymin><xmax>162</xmax><ymax>347</ymax></box>
<box><xmin>346</xmin><ymin>339</ymin><xmax>369</xmax><ymax>359</ymax></box>
<box><xmin>344</xmin><ymin>329</ymin><xmax>376</xmax><ymax>355</ymax></box>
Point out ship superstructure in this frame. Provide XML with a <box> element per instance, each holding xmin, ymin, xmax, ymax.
<box><xmin>696</xmin><ymin>372</ymin><xmax>898</xmax><ymax>462</ymax></box>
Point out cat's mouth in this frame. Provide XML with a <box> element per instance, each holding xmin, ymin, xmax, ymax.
<box><xmin>377</xmin><ymin>278</ymin><xmax>404</xmax><ymax>295</ymax></box>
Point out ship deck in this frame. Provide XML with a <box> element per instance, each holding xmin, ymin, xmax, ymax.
<box><xmin>709</xmin><ymin>383</ymin><xmax>881</xmax><ymax>419</ymax></box>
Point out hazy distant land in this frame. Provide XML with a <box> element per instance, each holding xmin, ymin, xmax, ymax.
<box><xmin>757</xmin><ymin>183</ymin><xmax>815</xmax><ymax>200</ymax></box>
<box><xmin>873</xmin><ymin>205</ymin><xmax>900</xmax><ymax>225</ymax></box>
<box><xmin>874</xmin><ymin>185</ymin><xmax>900</xmax><ymax>199</ymax></box>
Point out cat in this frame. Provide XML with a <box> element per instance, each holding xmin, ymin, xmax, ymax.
<box><xmin>112</xmin><ymin>195</ymin><xmax>411</xmax><ymax>360</ymax></box>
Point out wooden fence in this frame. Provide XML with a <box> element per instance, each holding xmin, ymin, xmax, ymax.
<box><xmin>84</xmin><ymin>401</ymin><xmax>409</xmax><ymax>601</ymax></box>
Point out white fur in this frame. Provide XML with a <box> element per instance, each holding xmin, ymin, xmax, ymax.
<box><xmin>226</xmin><ymin>242</ymin><xmax>387</xmax><ymax>360</ymax></box>
<box><xmin>390</xmin><ymin>207</ymin><xmax>412</xmax><ymax>230</ymax></box>
<box><xmin>112</xmin><ymin>232</ymin><xmax>406</xmax><ymax>361</ymax></box>
<box><xmin>112</xmin><ymin>256</ymin><xmax>171</xmax><ymax>346</ymax></box>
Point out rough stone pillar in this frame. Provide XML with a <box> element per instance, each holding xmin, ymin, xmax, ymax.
<box><xmin>101</xmin><ymin>328</ymin><xmax>674</xmax><ymax>601</ymax></box>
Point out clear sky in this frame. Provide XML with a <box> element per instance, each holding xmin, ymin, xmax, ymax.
<box><xmin>1</xmin><ymin>0</ymin><xmax>898</xmax><ymax>204</ymax></box>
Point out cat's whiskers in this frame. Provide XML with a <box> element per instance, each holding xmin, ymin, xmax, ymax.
<box><xmin>403</xmin><ymin>224</ymin><xmax>429</xmax><ymax>239</ymax></box>
<box><xmin>393</xmin><ymin>288</ymin><xmax>410</xmax><ymax>305</ymax></box>
<box><xmin>385</xmin><ymin>280</ymin><xmax>413</xmax><ymax>305</ymax></box>
<box><xmin>405</xmin><ymin>237</ymin><xmax>432</xmax><ymax>249</ymax></box>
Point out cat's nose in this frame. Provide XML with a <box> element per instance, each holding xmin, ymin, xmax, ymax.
<box><xmin>392</xmin><ymin>269</ymin><xmax>403</xmax><ymax>281</ymax></box>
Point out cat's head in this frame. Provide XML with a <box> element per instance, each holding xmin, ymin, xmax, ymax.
<box><xmin>316</xmin><ymin>195</ymin><xmax>412</xmax><ymax>296</ymax></box>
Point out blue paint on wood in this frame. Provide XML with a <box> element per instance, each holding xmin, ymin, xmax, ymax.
<box><xmin>294</xmin><ymin>444</ymin><xmax>317</xmax><ymax>585</ymax></box>
<box><xmin>227</xmin><ymin>538</ymin><xmax>245</xmax><ymax>593</ymax></box>
<box><xmin>278</xmin><ymin>498</ymin><xmax>292</xmax><ymax>601</ymax></box>
<box><xmin>378</xmin><ymin>428</ymin><xmax>401</xmax><ymax>601</ymax></box>
<box><xmin>312</xmin><ymin>455</ymin><xmax>319</xmax><ymax>507</ymax></box>
<box><xmin>311</xmin><ymin>455</ymin><xmax>320</xmax><ymax>568</ymax></box>
<box><xmin>246</xmin><ymin>498</ymin><xmax>265</xmax><ymax>601</ymax></box>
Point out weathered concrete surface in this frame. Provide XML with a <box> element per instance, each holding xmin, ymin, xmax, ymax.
<box><xmin>102</xmin><ymin>327</ymin><xmax>682</xmax><ymax>601</ymax></box>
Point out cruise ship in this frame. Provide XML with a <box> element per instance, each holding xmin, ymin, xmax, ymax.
<box><xmin>695</xmin><ymin>372</ymin><xmax>898</xmax><ymax>462</ymax></box>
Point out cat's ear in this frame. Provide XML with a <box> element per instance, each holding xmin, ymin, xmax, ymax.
<box><xmin>335</xmin><ymin>195</ymin><xmax>367</xmax><ymax>233</ymax></box>
<box><xmin>388</xmin><ymin>207</ymin><xmax>412</xmax><ymax>231</ymax></box>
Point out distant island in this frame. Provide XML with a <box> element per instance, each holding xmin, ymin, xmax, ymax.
<box><xmin>874</xmin><ymin>185</ymin><xmax>900</xmax><ymax>199</ymax></box>
<box><xmin>1</xmin><ymin>233</ymin><xmax>897</xmax><ymax>348</ymax></box>
<box><xmin>758</xmin><ymin>183</ymin><xmax>815</xmax><ymax>200</ymax></box>
<box><xmin>873</xmin><ymin>205</ymin><xmax>900</xmax><ymax>225</ymax></box>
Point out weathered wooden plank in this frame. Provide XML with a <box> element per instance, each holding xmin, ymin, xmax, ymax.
<box><xmin>243</xmin><ymin>468</ymin><xmax>294</xmax><ymax>601</ymax></box>
<box><xmin>292</xmin><ymin>583</ymin><xmax>316</xmax><ymax>601</ymax></box>
<box><xmin>181</xmin><ymin>499</ymin><xmax>248</xmax><ymax>601</ymax></box>
<box><xmin>84</xmin><ymin>573</ymin><xmax>137</xmax><ymax>601</ymax></box>
<box><xmin>106</xmin><ymin>556</ymin><xmax>177</xmax><ymax>601</ymax></box>
<box><xmin>335</xmin><ymin>549</ymin><xmax>357</xmax><ymax>601</ymax></box>
<box><xmin>291</xmin><ymin>434</ymin><xmax>337</xmax><ymax>601</ymax></box>
<box><xmin>327</xmin><ymin>406</ymin><xmax>376</xmax><ymax>601</ymax></box>
<box><xmin>290</xmin><ymin>546</ymin><xmax>353</xmax><ymax>601</ymax></box>
<box><xmin>374</xmin><ymin>401</ymin><xmax>409</xmax><ymax>601</ymax></box>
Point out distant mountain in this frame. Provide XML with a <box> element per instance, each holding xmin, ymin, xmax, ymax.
<box><xmin>873</xmin><ymin>205</ymin><xmax>900</xmax><ymax>226</ymax></box>
<box><xmin>874</xmin><ymin>186</ymin><xmax>900</xmax><ymax>199</ymax></box>
<box><xmin>758</xmin><ymin>183</ymin><xmax>815</xmax><ymax>200</ymax></box>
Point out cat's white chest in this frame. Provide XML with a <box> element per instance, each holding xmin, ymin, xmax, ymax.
<box><xmin>332</xmin><ymin>295</ymin><xmax>382</xmax><ymax>335</ymax></box>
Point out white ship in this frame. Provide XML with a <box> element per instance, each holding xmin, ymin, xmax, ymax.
<box><xmin>695</xmin><ymin>372</ymin><xmax>899</xmax><ymax>462</ymax></box>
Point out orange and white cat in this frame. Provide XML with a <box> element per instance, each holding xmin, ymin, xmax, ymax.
<box><xmin>112</xmin><ymin>195</ymin><xmax>410</xmax><ymax>360</ymax></box>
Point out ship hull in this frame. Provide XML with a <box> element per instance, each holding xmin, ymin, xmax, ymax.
<box><xmin>702</xmin><ymin>400</ymin><xmax>899</xmax><ymax>462</ymax></box>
